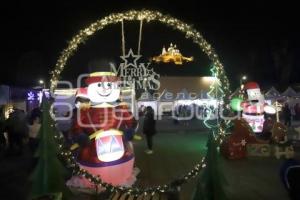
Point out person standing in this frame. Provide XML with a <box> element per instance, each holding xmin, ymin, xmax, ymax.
<box><xmin>28</xmin><ymin>112</ymin><xmax>41</xmax><ymax>153</ymax></box>
<box><xmin>261</xmin><ymin>116</ymin><xmax>274</xmax><ymax>140</ymax></box>
<box><xmin>143</xmin><ymin>106</ymin><xmax>156</xmax><ymax>154</ymax></box>
<box><xmin>0</xmin><ymin>106</ymin><xmax>7</xmax><ymax>151</ymax></box>
<box><xmin>283</xmin><ymin>103</ymin><xmax>292</xmax><ymax>127</ymax></box>
<box><xmin>295</xmin><ymin>103</ymin><xmax>300</xmax><ymax>120</ymax></box>
<box><xmin>5</xmin><ymin>109</ymin><xmax>29</xmax><ymax>155</ymax></box>
<box><xmin>290</xmin><ymin>105</ymin><xmax>296</xmax><ymax>123</ymax></box>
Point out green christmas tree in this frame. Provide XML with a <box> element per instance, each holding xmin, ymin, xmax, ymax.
<box><xmin>193</xmin><ymin>133</ymin><xmax>228</xmax><ymax>200</ymax></box>
<box><xmin>30</xmin><ymin>95</ymin><xmax>71</xmax><ymax>200</ymax></box>
<box><xmin>207</xmin><ymin>65</ymin><xmax>225</xmax><ymax>100</ymax></box>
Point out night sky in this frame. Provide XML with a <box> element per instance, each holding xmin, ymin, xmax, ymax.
<box><xmin>1</xmin><ymin>1</ymin><xmax>299</xmax><ymax>91</ymax></box>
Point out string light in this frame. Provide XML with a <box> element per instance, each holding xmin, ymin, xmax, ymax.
<box><xmin>50</xmin><ymin>10</ymin><xmax>230</xmax><ymax>95</ymax></box>
<box><xmin>48</xmin><ymin>9</ymin><xmax>232</xmax><ymax>197</ymax></box>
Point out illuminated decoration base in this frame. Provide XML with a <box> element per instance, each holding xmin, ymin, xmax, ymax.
<box><xmin>242</xmin><ymin>113</ymin><xmax>265</xmax><ymax>133</ymax></box>
<box><xmin>67</xmin><ymin>158</ymin><xmax>136</xmax><ymax>191</ymax></box>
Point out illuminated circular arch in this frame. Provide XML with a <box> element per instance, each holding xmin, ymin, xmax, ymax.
<box><xmin>50</xmin><ymin>9</ymin><xmax>231</xmax><ymax>197</ymax></box>
<box><xmin>50</xmin><ymin>10</ymin><xmax>230</xmax><ymax>95</ymax></box>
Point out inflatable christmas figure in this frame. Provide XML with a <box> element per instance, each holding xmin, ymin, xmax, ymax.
<box><xmin>241</xmin><ymin>82</ymin><xmax>275</xmax><ymax>133</ymax></box>
<box><xmin>221</xmin><ymin>119</ymin><xmax>256</xmax><ymax>159</ymax></box>
<box><xmin>67</xmin><ymin>72</ymin><xmax>137</xmax><ymax>192</ymax></box>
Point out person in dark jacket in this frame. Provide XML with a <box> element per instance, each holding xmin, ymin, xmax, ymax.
<box><xmin>28</xmin><ymin>108</ymin><xmax>41</xmax><ymax>153</ymax></box>
<box><xmin>5</xmin><ymin>108</ymin><xmax>29</xmax><ymax>155</ymax></box>
<box><xmin>0</xmin><ymin>106</ymin><xmax>6</xmax><ymax>151</ymax></box>
<box><xmin>143</xmin><ymin>106</ymin><xmax>156</xmax><ymax>154</ymax></box>
<box><xmin>283</xmin><ymin>104</ymin><xmax>292</xmax><ymax>127</ymax></box>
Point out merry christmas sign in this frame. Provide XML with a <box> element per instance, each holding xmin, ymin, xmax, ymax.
<box><xmin>110</xmin><ymin>49</ymin><xmax>160</xmax><ymax>90</ymax></box>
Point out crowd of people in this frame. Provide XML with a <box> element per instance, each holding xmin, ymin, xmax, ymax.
<box><xmin>174</xmin><ymin>104</ymin><xmax>217</xmax><ymax>120</ymax></box>
<box><xmin>0</xmin><ymin>106</ymin><xmax>42</xmax><ymax>156</ymax></box>
<box><xmin>0</xmin><ymin>105</ymin><xmax>158</xmax><ymax>158</ymax></box>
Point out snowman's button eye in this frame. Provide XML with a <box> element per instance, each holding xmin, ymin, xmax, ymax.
<box><xmin>107</xmin><ymin>83</ymin><xmax>112</xmax><ymax>87</ymax></box>
<box><xmin>98</xmin><ymin>83</ymin><xmax>102</xmax><ymax>87</ymax></box>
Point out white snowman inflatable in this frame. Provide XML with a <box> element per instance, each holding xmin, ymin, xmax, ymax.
<box><xmin>67</xmin><ymin>72</ymin><xmax>137</xmax><ymax>192</ymax></box>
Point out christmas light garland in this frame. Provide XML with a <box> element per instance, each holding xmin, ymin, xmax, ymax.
<box><xmin>49</xmin><ymin>9</ymin><xmax>231</xmax><ymax>197</ymax></box>
<box><xmin>50</xmin><ymin>10</ymin><xmax>230</xmax><ymax>96</ymax></box>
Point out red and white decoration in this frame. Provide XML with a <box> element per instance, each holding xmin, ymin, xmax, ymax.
<box><xmin>241</xmin><ymin>82</ymin><xmax>275</xmax><ymax>133</ymax></box>
<box><xmin>67</xmin><ymin>72</ymin><xmax>137</xmax><ymax>191</ymax></box>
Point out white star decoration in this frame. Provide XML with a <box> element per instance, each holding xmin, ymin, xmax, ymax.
<box><xmin>120</xmin><ymin>49</ymin><xmax>141</xmax><ymax>68</ymax></box>
<box><xmin>27</xmin><ymin>91</ymin><xmax>35</xmax><ymax>101</ymax></box>
<box><xmin>241</xmin><ymin>139</ymin><xmax>247</xmax><ymax>146</ymax></box>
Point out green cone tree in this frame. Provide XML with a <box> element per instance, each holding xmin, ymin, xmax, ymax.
<box><xmin>30</xmin><ymin>95</ymin><xmax>71</xmax><ymax>200</ymax></box>
<box><xmin>193</xmin><ymin>133</ymin><xmax>228</xmax><ymax>200</ymax></box>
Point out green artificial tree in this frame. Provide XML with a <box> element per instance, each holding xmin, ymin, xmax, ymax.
<box><xmin>193</xmin><ymin>133</ymin><xmax>228</xmax><ymax>200</ymax></box>
<box><xmin>30</xmin><ymin>95</ymin><xmax>71</xmax><ymax>200</ymax></box>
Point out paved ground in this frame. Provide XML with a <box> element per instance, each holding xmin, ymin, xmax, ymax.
<box><xmin>133</xmin><ymin>131</ymin><xmax>208</xmax><ymax>200</ymax></box>
<box><xmin>133</xmin><ymin>132</ymin><xmax>294</xmax><ymax>200</ymax></box>
<box><xmin>0</xmin><ymin>150</ymin><xmax>32</xmax><ymax>199</ymax></box>
<box><xmin>223</xmin><ymin>157</ymin><xmax>290</xmax><ymax>200</ymax></box>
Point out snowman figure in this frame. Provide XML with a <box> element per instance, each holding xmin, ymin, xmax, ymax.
<box><xmin>241</xmin><ymin>82</ymin><xmax>275</xmax><ymax>133</ymax></box>
<box><xmin>67</xmin><ymin>72</ymin><xmax>137</xmax><ymax>191</ymax></box>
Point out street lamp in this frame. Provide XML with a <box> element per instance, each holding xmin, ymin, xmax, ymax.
<box><xmin>39</xmin><ymin>79</ymin><xmax>45</xmax><ymax>89</ymax></box>
<box><xmin>240</xmin><ymin>75</ymin><xmax>247</xmax><ymax>88</ymax></box>
<box><xmin>238</xmin><ymin>75</ymin><xmax>247</xmax><ymax>98</ymax></box>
